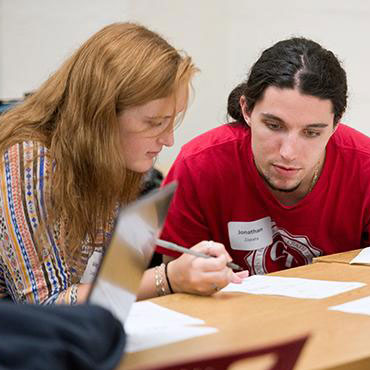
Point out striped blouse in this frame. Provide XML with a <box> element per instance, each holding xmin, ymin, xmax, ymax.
<box><xmin>0</xmin><ymin>141</ymin><xmax>107</xmax><ymax>304</ymax></box>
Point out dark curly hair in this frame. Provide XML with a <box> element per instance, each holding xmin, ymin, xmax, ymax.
<box><xmin>227</xmin><ymin>37</ymin><xmax>347</xmax><ymax>126</ymax></box>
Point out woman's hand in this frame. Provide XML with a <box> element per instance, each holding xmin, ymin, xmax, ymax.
<box><xmin>77</xmin><ymin>283</ymin><xmax>92</xmax><ymax>303</ymax></box>
<box><xmin>166</xmin><ymin>241</ymin><xmax>249</xmax><ymax>296</ymax></box>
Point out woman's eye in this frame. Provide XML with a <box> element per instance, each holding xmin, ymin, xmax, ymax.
<box><xmin>147</xmin><ymin>121</ymin><xmax>163</xmax><ymax>127</ymax></box>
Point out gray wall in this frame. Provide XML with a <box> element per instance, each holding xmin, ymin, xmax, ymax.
<box><xmin>1</xmin><ymin>0</ymin><xmax>369</xmax><ymax>171</ymax></box>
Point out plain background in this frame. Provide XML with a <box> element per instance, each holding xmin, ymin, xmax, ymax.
<box><xmin>1</xmin><ymin>0</ymin><xmax>369</xmax><ymax>170</ymax></box>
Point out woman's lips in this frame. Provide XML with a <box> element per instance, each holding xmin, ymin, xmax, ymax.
<box><xmin>146</xmin><ymin>151</ymin><xmax>160</xmax><ymax>159</ymax></box>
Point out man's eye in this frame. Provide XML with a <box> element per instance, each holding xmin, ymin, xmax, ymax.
<box><xmin>304</xmin><ymin>129</ymin><xmax>320</xmax><ymax>138</ymax></box>
<box><xmin>266</xmin><ymin>122</ymin><xmax>281</xmax><ymax>130</ymax></box>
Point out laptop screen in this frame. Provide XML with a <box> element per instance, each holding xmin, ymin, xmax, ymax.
<box><xmin>88</xmin><ymin>181</ymin><xmax>177</xmax><ymax>323</ymax></box>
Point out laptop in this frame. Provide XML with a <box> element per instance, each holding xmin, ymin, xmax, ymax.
<box><xmin>87</xmin><ymin>181</ymin><xmax>177</xmax><ymax>323</ymax></box>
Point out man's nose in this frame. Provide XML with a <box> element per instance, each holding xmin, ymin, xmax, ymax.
<box><xmin>279</xmin><ymin>134</ymin><xmax>299</xmax><ymax>161</ymax></box>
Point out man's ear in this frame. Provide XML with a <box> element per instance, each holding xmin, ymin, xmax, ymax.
<box><xmin>239</xmin><ymin>95</ymin><xmax>251</xmax><ymax>127</ymax></box>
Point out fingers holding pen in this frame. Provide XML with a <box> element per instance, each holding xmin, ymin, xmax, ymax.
<box><xmin>197</xmin><ymin>241</ymin><xmax>233</xmax><ymax>260</ymax></box>
<box><xmin>166</xmin><ymin>239</ymin><xmax>249</xmax><ymax>296</ymax></box>
<box><xmin>190</xmin><ymin>241</ymin><xmax>232</xmax><ymax>271</ymax></box>
<box><xmin>191</xmin><ymin>241</ymin><xmax>247</xmax><ymax>277</ymax></box>
<box><xmin>231</xmin><ymin>269</ymin><xmax>250</xmax><ymax>283</ymax></box>
<box><xmin>167</xmin><ymin>241</ymin><xmax>225</xmax><ymax>293</ymax></box>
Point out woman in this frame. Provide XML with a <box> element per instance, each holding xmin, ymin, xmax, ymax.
<box><xmin>0</xmin><ymin>23</ymin><xmax>247</xmax><ymax>305</ymax></box>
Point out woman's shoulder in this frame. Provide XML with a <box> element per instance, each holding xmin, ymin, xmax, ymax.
<box><xmin>3</xmin><ymin>140</ymin><xmax>50</xmax><ymax>161</ymax></box>
<box><xmin>5</xmin><ymin>140</ymin><xmax>49</xmax><ymax>152</ymax></box>
<box><xmin>1</xmin><ymin>141</ymin><xmax>52</xmax><ymax>179</ymax></box>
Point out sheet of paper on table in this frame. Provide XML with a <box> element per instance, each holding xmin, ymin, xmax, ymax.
<box><xmin>221</xmin><ymin>275</ymin><xmax>365</xmax><ymax>299</ymax></box>
<box><xmin>329</xmin><ymin>295</ymin><xmax>370</xmax><ymax>316</ymax></box>
<box><xmin>350</xmin><ymin>247</ymin><xmax>370</xmax><ymax>265</ymax></box>
<box><xmin>124</xmin><ymin>301</ymin><xmax>217</xmax><ymax>353</ymax></box>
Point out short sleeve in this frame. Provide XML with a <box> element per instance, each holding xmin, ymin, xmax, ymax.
<box><xmin>157</xmin><ymin>152</ymin><xmax>211</xmax><ymax>257</ymax></box>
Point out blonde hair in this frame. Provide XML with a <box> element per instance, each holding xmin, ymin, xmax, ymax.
<box><xmin>0</xmin><ymin>22</ymin><xmax>197</xmax><ymax>267</ymax></box>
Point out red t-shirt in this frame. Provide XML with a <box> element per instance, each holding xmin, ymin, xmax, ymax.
<box><xmin>158</xmin><ymin>123</ymin><xmax>370</xmax><ymax>274</ymax></box>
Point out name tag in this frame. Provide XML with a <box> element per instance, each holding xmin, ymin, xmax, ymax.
<box><xmin>228</xmin><ymin>217</ymin><xmax>273</xmax><ymax>251</ymax></box>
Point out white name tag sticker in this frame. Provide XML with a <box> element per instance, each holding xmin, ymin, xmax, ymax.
<box><xmin>228</xmin><ymin>217</ymin><xmax>273</xmax><ymax>251</ymax></box>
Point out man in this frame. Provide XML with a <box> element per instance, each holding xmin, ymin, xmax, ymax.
<box><xmin>158</xmin><ymin>37</ymin><xmax>370</xmax><ymax>280</ymax></box>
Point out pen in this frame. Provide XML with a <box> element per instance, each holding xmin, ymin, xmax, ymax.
<box><xmin>156</xmin><ymin>239</ymin><xmax>243</xmax><ymax>271</ymax></box>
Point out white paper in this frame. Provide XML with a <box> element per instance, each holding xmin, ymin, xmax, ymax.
<box><xmin>329</xmin><ymin>296</ymin><xmax>370</xmax><ymax>315</ymax></box>
<box><xmin>124</xmin><ymin>301</ymin><xmax>218</xmax><ymax>352</ymax></box>
<box><xmin>125</xmin><ymin>325</ymin><xmax>217</xmax><ymax>353</ymax></box>
<box><xmin>350</xmin><ymin>247</ymin><xmax>370</xmax><ymax>265</ymax></box>
<box><xmin>125</xmin><ymin>301</ymin><xmax>205</xmax><ymax>328</ymax></box>
<box><xmin>221</xmin><ymin>275</ymin><xmax>365</xmax><ymax>299</ymax></box>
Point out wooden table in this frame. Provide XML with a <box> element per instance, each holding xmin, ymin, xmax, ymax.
<box><xmin>119</xmin><ymin>261</ymin><xmax>370</xmax><ymax>370</ymax></box>
<box><xmin>313</xmin><ymin>249</ymin><xmax>361</xmax><ymax>265</ymax></box>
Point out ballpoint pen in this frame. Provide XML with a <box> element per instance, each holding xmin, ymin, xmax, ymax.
<box><xmin>156</xmin><ymin>239</ymin><xmax>243</xmax><ymax>271</ymax></box>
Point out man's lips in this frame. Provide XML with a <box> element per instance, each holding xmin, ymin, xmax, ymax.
<box><xmin>272</xmin><ymin>164</ymin><xmax>301</xmax><ymax>176</ymax></box>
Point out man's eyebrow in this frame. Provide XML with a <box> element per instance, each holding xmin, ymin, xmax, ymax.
<box><xmin>305</xmin><ymin>123</ymin><xmax>329</xmax><ymax>128</ymax></box>
<box><xmin>261</xmin><ymin>113</ymin><xmax>285</xmax><ymax>123</ymax></box>
<box><xmin>261</xmin><ymin>113</ymin><xmax>329</xmax><ymax>128</ymax></box>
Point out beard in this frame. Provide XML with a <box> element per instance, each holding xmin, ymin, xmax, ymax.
<box><xmin>259</xmin><ymin>171</ymin><xmax>302</xmax><ymax>193</ymax></box>
<box><xmin>254</xmin><ymin>158</ymin><xmax>304</xmax><ymax>193</ymax></box>
<box><xmin>265</xmin><ymin>177</ymin><xmax>301</xmax><ymax>192</ymax></box>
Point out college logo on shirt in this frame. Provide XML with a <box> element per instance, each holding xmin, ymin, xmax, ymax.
<box><xmin>243</xmin><ymin>221</ymin><xmax>323</xmax><ymax>274</ymax></box>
